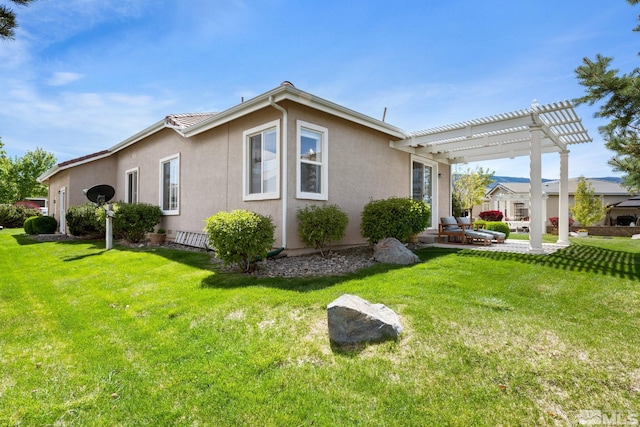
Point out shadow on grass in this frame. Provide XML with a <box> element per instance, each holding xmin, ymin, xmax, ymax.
<box><xmin>11</xmin><ymin>233</ymin><xmax>40</xmax><ymax>245</ymax></box>
<box><xmin>200</xmin><ymin>246</ymin><xmax>459</xmax><ymax>292</ymax></box>
<box><xmin>457</xmin><ymin>244</ymin><xmax>640</xmax><ymax>281</ymax></box>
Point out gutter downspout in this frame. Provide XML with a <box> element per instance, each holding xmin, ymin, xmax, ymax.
<box><xmin>269</xmin><ymin>96</ymin><xmax>288</xmax><ymax>248</ymax></box>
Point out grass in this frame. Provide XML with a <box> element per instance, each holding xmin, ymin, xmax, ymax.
<box><xmin>1</xmin><ymin>228</ymin><xmax>639</xmax><ymax>426</ymax></box>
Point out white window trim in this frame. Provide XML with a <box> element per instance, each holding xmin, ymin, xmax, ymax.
<box><xmin>125</xmin><ymin>167</ymin><xmax>139</xmax><ymax>204</ymax></box>
<box><xmin>411</xmin><ymin>155</ymin><xmax>438</xmax><ymax>229</ymax></box>
<box><xmin>296</xmin><ymin>120</ymin><xmax>328</xmax><ymax>201</ymax></box>
<box><xmin>242</xmin><ymin>120</ymin><xmax>280</xmax><ymax>201</ymax></box>
<box><xmin>159</xmin><ymin>153</ymin><xmax>180</xmax><ymax>215</ymax></box>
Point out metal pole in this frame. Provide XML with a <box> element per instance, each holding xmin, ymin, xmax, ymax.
<box><xmin>106</xmin><ymin>203</ymin><xmax>113</xmax><ymax>250</ymax></box>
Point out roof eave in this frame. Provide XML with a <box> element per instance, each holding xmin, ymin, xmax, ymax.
<box><xmin>183</xmin><ymin>84</ymin><xmax>408</xmax><ymax>140</ymax></box>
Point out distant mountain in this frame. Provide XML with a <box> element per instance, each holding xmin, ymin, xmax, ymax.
<box><xmin>490</xmin><ymin>176</ymin><xmax>622</xmax><ymax>184</ymax></box>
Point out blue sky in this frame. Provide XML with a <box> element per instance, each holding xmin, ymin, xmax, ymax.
<box><xmin>0</xmin><ymin>0</ymin><xmax>637</xmax><ymax>179</ymax></box>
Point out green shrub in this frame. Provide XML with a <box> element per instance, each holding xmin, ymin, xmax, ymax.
<box><xmin>204</xmin><ymin>209</ymin><xmax>275</xmax><ymax>272</ymax></box>
<box><xmin>33</xmin><ymin>216</ymin><xmax>57</xmax><ymax>234</ymax></box>
<box><xmin>297</xmin><ymin>204</ymin><xmax>348</xmax><ymax>256</ymax></box>
<box><xmin>113</xmin><ymin>203</ymin><xmax>162</xmax><ymax>243</ymax></box>
<box><xmin>24</xmin><ymin>216</ymin><xmax>38</xmax><ymax>235</ymax></box>
<box><xmin>66</xmin><ymin>203</ymin><xmax>105</xmax><ymax>236</ymax></box>
<box><xmin>360</xmin><ymin>197</ymin><xmax>431</xmax><ymax>244</ymax></box>
<box><xmin>0</xmin><ymin>204</ymin><xmax>41</xmax><ymax>228</ymax></box>
<box><xmin>475</xmin><ymin>220</ymin><xmax>510</xmax><ymax>239</ymax></box>
<box><xmin>24</xmin><ymin>215</ymin><xmax>57</xmax><ymax>234</ymax></box>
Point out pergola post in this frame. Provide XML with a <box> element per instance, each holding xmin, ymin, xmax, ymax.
<box><xmin>557</xmin><ymin>150</ymin><xmax>571</xmax><ymax>246</ymax></box>
<box><xmin>528</xmin><ymin>124</ymin><xmax>544</xmax><ymax>254</ymax></box>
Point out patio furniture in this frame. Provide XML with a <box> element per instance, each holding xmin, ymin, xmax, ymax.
<box><xmin>456</xmin><ymin>217</ymin><xmax>506</xmax><ymax>243</ymax></box>
<box><xmin>438</xmin><ymin>216</ymin><xmax>493</xmax><ymax>246</ymax></box>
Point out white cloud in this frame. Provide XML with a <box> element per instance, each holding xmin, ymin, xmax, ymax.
<box><xmin>47</xmin><ymin>72</ymin><xmax>83</xmax><ymax>86</ymax></box>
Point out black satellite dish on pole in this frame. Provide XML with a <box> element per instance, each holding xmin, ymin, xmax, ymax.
<box><xmin>85</xmin><ymin>184</ymin><xmax>115</xmax><ymax>205</ymax></box>
<box><xmin>85</xmin><ymin>184</ymin><xmax>116</xmax><ymax>249</ymax></box>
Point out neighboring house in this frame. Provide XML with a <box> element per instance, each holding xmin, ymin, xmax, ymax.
<box><xmin>481</xmin><ymin>178</ymin><xmax>634</xmax><ymax>227</ymax></box>
<box><xmin>38</xmin><ymin>82</ymin><xmax>592</xmax><ymax>253</ymax></box>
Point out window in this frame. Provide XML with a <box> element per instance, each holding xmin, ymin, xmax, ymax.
<box><xmin>125</xmin><ymin>167</ymin><xmax>139</xmax><ymax>204</ymax></box>
<box><xmin>412</xmin><ymin>158</ymin><xmax>437</xmax><ymax>228</ymax></box>
<box><xmin>159</xmin><ymin>154</ymin><xmax>179</xmax><ymax>214</ymax></box>
<box><xmin>297</xmin><ymin>121</ymin><xmax>328</xmax><ymax>200</ymax></box>
<box><xmin>243</xmin><ymin>120</ymin><xmax>280</xmax><ymax>200</ymax></box>
<box><xmin>514</xmin><ymin>202</ymin><xmax>527</xmax><ymax>220</ymax></box>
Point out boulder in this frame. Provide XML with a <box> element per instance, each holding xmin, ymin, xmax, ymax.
<box><xmin>327</xmin><ymin>294</ymin><xmax>403</xmax><ymax>345</ymax></box>
<box><xmin>373</xmin><ymin>237</ymin><xmax>419</xmax><ymax>265</ymax></box>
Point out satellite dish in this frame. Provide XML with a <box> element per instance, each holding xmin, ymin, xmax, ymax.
<box><xmin>86</xmin><ymin>184</ymin><xmax>115</xmax><ymax>205</ymax></box>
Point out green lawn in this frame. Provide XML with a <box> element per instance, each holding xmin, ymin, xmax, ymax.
<box><xmin>1</xmin><ymin>228</ymin><xmax>639</xmax><ymax>426</ymax></box>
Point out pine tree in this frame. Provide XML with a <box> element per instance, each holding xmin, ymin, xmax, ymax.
<box><xmin>0</xmin><ymin>0</ymin><xmax>35</xmax><ymax>40</ymax></box>
<box><xmin>574</xmin><ymin>0</ymin><xmax>640</xmax><ymax>192</ymax></box>
<box><xmin>570</xmin><ymin>177</ymin><xmax>607</xmax><ymax>227</ymax></box>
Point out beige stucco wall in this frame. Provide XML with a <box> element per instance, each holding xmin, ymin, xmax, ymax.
<box><xmin>45</xmin><ymin>156</ymin><xmax>117</xmax><ymax>233</ymax></box>
<box><xmin>283</xmin><ymin>102</ymin><xmax>410</xmax><ymax>249</ymax></box>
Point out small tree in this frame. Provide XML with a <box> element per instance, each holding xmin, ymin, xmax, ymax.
<box><xmin>297</xmin><ymin>204</ymin><xmax>348</xmax><ymax>257</ymax></box>
<box><xmin>205</xmin><ymin>210</ymin><xmax>275</xmax><ymax>272</ymax></box>
<box><xmin>452</xmin><ymin>166</ymin><xmax>495</xmax><ymax>217</ymax></box>
<box><xmin>570</xmin><ymin>177</ymin><xmax>607</xmax><ymax>227</ymax></box>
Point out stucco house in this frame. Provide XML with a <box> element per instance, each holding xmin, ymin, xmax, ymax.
<box><xmin>481</xmin><ymin>178</ymin><xmax>634</xmax><ymax>227</ymax></box>
<box><xmin>38</xmin><ymin>82</ymin><xmax>592</xmax><ymax>253</ymax></box>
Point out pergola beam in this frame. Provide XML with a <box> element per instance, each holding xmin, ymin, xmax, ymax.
<box><xmin>389</xmin><ymin>100</ymin><xmax>591</xmax><ymax>254</ymax></box>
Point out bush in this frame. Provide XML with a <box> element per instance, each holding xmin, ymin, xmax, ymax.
<box><xmin>297</xmin><ymin>204</ymin><xmax>348</xmax><ymax>256</ymax></box>
<box><xmin>66</xmin><ymin>203</ymin><xmax>105</xmax><ymax>236</ymax></box>
<box><xmin>112</xmin><ymin>203</ymin><xmax>162</xmax><ymax>243</ymax></box>
<box><xmin>548</xmin><ymin>217</ymin><xmax>575</xmax><ymax>228</ymax></box>
<box><xmin>0</xmin><ymin>204</ymin><xmax>41</xmax><ymax>228</ymax></box>
<box><xmin>24</xmin><ymin>216</ymin><xmax>38</xmax><ymax>234</ymax></box>
<box><xmin>24</xmin><ymin>215</ymin><xmax>58</xmax><ymax>235</ymax></box>
<box><xmin>14</xmin><ymin>200</ymin><xmax>41</xmax><ymax>210</ymax></box>
<box><xmin>479</xmin><ymin>210</ymin><xmax>504</xmax><ymax>221</ymax></box>
<box><xmin>34</xmin><ymin>216</ymin><xmax>57</xmax><ymax>234</ymax></box>
<box><xmin>204</xmin><ymin>209</ymin><xmax>275</xmax><ymax>272</ymax></box>
<box><xmin>475</xmin><ymin>220</ymin><xmax>510</xmax><ymax>239</ymax></box>
<box><xmin>361</xmin><ymin>197</ymin><xmax>431</xmax><ymax>244</ymax></box>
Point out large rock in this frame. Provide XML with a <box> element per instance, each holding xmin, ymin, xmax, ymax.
<box><xmin>373</xmin><ymin>237</ymin><xmax>419</xmax><ymax>265</ymax></box>
<box><xmin>327</xmin><ymin>294</ymin><xmax>403</xmax><ymax>345</ymax></box>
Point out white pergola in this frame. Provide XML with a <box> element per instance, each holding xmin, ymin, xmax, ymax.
<box><xmin>390</xmin><ymin>100</ymin><xmax>592</xmax><ymax>254</ymax></box>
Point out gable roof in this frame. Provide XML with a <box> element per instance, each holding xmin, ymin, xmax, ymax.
<box><xmin>39</xmin><ymin>83</ymin><xmax>407</xmax><ymax>183</ymax></box>
<box><xmin>542</xmin><ymin>178</ymin><xmax>631</xmax><ymax>196</ymax></box>
<box><xmin>165</xmin><ymin>112</ymin><xmax>218</xmax><ymax>130</ymax></box>
<box><xmin>486</xmin><ymin>178</ymin><xmax>631</xmax><ymax>197</ymax></box>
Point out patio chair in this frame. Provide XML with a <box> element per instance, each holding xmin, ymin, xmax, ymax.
<box><xmin>456</xmin><ymin>217</ymin><xmax>506</xmax><ymax>243</ymax></box>
<box><xmin>439</xmin><ymin>216</ymin><xmax>466</xmax><ymax>244</ymax></box>
<box><xmin>439</xmin><ymin>216</ymin><xmax>494</xmax><ymax>246</ymax></box>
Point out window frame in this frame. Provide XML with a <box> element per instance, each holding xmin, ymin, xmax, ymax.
<box><xmin>159</xmin><ymin>153</ymin><xmax>180</xmax><ymax>215</ymax></box>
<box><xmin>125</xmin><ymin>167</ymin><xmax>139</xmax><ymax>204</ymax></box>
<box><xmin>410</xmin><ymin>155</ymin><xmax>438</xmax><ymax>229</ymax></box>
<box><xmin>242</xmin><ymin>120</ymin><xmax>281</xmax><ymax>201</ymax></box>
<box><xmin>296</xmin><ymin>120</ymin><xmax>328</xmax><ymax>201</ymax></box>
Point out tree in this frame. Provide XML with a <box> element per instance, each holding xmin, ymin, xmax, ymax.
<box><xmin>574</xmin><ymin>0</ymin><xmax>640</xmax><ymax>192</ymax></box>
<box><xmin>570</xmin><ymin>177</ymin><xmax>607</xmax><ymax>227</ymax></box>
<box><xmin>452</xmin><ymin>166</ymin><xmax>495</xmax><ymax>217</ymax></box>
<box><xmin>0</xmin><ymin>140</ymin><xmax>56</xmax><ymax>204</ymax></box>
<box><xmin>0</xmin><ymin>0</ymin><xmax>34</xmax><ymax>40</ymax></box>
